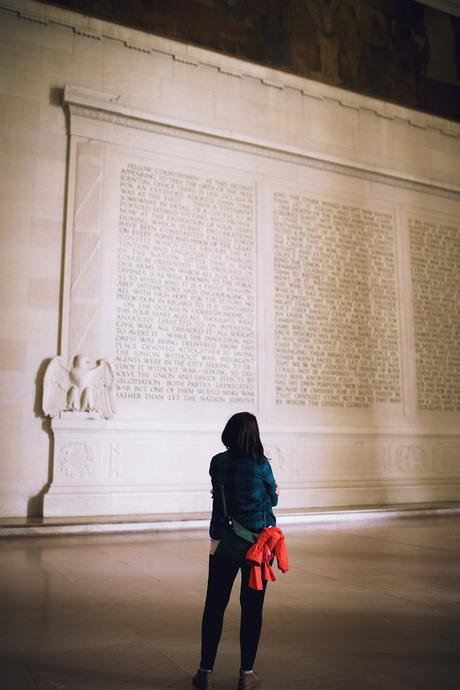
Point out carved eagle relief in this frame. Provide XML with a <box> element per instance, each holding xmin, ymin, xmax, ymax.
<box><xmin>43</xmin><ymin>355</ymin><xmax>116</xmax><ymax>419</ymax></box>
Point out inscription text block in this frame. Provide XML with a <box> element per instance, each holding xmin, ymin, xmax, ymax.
<box><xmin>409</xmin><ymin>216</ymin><xmax>460</xmax><ymax>411</ymax></box>
<box><xmin>116</xmin><ymin>164</ymin><xmax>256</xmax><ymax>405</ymax></box>
<box><xmin>274</xmin><ymin>193</ymin><xmax>401</xmax><ymax>408</ymax></box>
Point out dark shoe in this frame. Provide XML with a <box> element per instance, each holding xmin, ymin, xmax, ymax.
<box><xmin>192</xmin><ymin>669</ymin><xmax>212</xmax><ymax>690</ymax></box>
<box><xmin>238</xmin><ymin>670</ymin><xmax>260</xmax><ymax>690</ymax></box>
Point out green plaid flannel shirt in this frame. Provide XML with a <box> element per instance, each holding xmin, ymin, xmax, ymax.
<box><xmin>209</xmin><ymin>450</ymin><xmax>278</xmax><ymax>539</ymax></box>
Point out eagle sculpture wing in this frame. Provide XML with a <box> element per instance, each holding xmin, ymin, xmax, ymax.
<box><xmin>43</xmin><ymin>356</ymin><xmax>71</xmax><ymax>417</ymax></box>
<box><xmin>92</xmin><ymin>360</ymin><xmax>116</xmax><ymax>419</ymax></box>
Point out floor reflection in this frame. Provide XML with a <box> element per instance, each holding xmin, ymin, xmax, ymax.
<box><xmin>1</xmin><ymin>517</ymin><xmax>459</xmax><ymax>689</ymax></box>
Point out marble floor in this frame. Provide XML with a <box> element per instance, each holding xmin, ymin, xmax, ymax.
<box><xmin>1</xmin><ymin>517</ymin><xmax>459</xmax><ymax>690</ymax></box>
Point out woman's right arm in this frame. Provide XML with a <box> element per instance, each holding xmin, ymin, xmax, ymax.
<box><xmin>209</xmin><ymin>456</ymin><xmax>221</xmax><ymax>538</ymax></box>
<box><xmin>262</xmin><ymin>458</ymin><xmax>279</xmax><ymax>507</ymax></box>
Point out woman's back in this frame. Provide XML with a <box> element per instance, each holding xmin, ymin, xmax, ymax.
<box><xmin>209</xmin><ymin>451</ymin><xmax>278</xmax><ymax>538</ymax></box>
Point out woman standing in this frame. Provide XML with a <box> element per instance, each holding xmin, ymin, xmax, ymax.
<box><xmin>193</xmin><ymin>412</ymin><xmax>279</xmax><ymax>690</ymax></box>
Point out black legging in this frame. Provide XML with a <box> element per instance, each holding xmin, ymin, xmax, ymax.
<box><xmin>200</xmin><ymin>553</ymin><xmax>268</xmax><ymax>672</ymax></box>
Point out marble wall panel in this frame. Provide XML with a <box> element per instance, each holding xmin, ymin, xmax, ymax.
<box><xmin>0</xmin><ymin>0</ymin><xmax>459</xmax><ymax>516</ymax></box>
<box><xmin>41</xmin><ymin>83</ymin><xmax>460</xmax><ymax>515</ymax></box>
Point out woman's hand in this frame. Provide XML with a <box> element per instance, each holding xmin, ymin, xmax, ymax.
<box><xmin>275</xmin><ymin>484</ymin><xmax>280</xmax><ymax>496</ymax></box>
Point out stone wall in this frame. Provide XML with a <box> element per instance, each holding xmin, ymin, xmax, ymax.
<box><xmin>0</xmin><ymin>0</ymin><xmax>459</xmax><ymax>516</ymax></box>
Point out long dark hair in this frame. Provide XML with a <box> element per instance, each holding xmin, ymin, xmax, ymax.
<box><xmin>221</xmin><ymin>412</ymin><xmax>264</xmax><ymax>463</ymax></box>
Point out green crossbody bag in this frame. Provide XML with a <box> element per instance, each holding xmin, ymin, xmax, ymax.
<box><xmin>213</xmin><ymin>459</ymin><xmax>257</xmax><ymax>564</ymax></box>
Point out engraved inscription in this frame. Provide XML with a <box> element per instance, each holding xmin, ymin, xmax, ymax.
<box><xmin>116</xmin><ymin>164</ymin><xmax>256</xmax><ymax>404</ymax></box>
<box><xmin>409</xmin><ymin>216</ymin><xmax>460</xmax><ymax>411</ymax></box>
<box><xmin>274</xmin><ymin>193</ymin><xmax>401</xmax><ymax>408</ymax></box>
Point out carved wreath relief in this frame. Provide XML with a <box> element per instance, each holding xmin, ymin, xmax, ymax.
<box><xmin>57</xmin><ymin>442</ymin><xmax>97</xmax><ymax>480</ymax></box>
<box><xmin>394</xmin><ymin>445</ymin><xmax>431</xmax><ymax>474</ymax></box>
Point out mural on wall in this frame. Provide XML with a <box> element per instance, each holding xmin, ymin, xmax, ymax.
<box><xmin>40</xmin><ymin>0</ymin><xmax>460</xmax><ymax>120</ymax></box>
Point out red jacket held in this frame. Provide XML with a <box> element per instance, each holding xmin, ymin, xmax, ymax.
<box><xmin>245</xmin><ymin>526</ymin><xmax>289</xmax><ymax>590</ymax></box>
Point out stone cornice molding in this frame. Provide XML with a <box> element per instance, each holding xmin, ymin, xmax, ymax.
<box><xmin>2</xmin><ymin>0</ymin><xmax>460</xmax><ymax>135</ymax></box>
<box><xmin>50</xmin><ymin>414</ymin><xmax>460</xmax><ymax>436</ymax></box>
<box><xmin>64</xmin><ymin>85</ymin><xmax>460</xmax><ymax>202</ymax></box>
<box><xmin>419</xmin><ymin>0</ymin><xmax>460</xmax><ymax>18</ymax></box>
